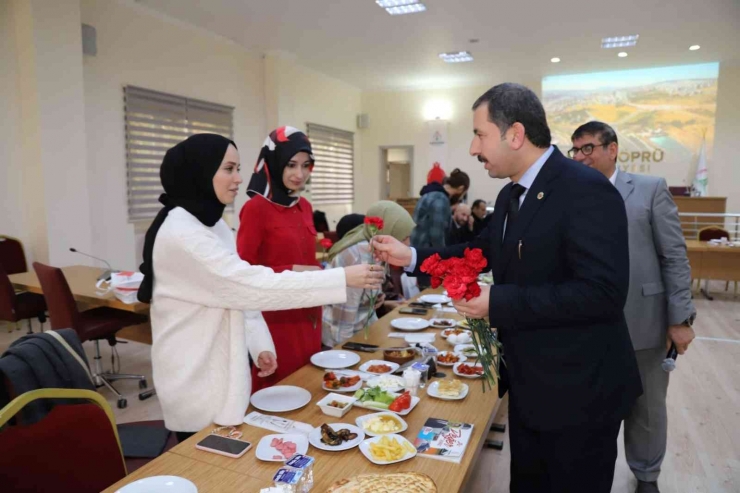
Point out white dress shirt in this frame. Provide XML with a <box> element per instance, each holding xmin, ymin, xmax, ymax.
<box><xmin>608</xmin><ymin>168</ymin><xmax>618</xmax><ymax>186</ymax></box>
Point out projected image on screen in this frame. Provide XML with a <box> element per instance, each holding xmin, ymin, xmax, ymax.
<box><xmin>543</xmin><ymin>63</ymin><xmax>719</xmax><ymax>179</ymax></box>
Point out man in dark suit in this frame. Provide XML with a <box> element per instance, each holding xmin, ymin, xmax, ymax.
<box><xmin>374</xmin><ymin>83</ymin><xmax>642</xmax><ymax>492</ymax></box>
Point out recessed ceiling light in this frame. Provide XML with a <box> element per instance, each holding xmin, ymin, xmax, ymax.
<box><xmin>618</xmin><ymin>52</ymin><xmax>628</xmax><ymax>58</ymax></box>
<box><xmin>376</xmin><ymin>0</ymin><xmax>417</xmax><ymax>7</ymax></box>
<box><xmin>689</xmin><ymin>45</ymin><xmax>701</xmax><ymax>51</ymax></box>
<box><xmin>602</xmin><ymin>35</ymin><xmax>639</xmax><ymax>49</ymax></box>
<box><xmin>469</xmin><ymin>38</ymin><xmax>480</xmax><ymax>44</ymax></box>
<box><xmin>551</xmin><ymin>57</ymin><xmax>561</xmax><ymax>63</ymax></box>
<box><xmin>383</xmin><ymin>2</ymin><xmax>426</xmax><ymax>15</ymax></box>
<box><xmin>439</xmin><ymin>51</ymin><xmax>474</xmax><ymax>63</ymax></box>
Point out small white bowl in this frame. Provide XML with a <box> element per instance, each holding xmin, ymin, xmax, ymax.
<box><xmin>316</xmin><ymin>392</ymin><xmax>356</xmax><ymax>418</ymax></box>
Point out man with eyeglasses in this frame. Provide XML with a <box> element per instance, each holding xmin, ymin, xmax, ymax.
<box><xmin>571</xmin><ymin>121</ymin><xmax>696</xmax><ymax>493</ymax></box>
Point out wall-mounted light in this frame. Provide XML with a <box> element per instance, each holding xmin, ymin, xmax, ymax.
<box><xmin>423</xmin><ymin>99</ymin><xmax>453</xmax><ymax>120</ymax></box>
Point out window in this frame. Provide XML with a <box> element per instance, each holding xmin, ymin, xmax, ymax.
<box><xmin>306</xmin><ymin>123</ymin><xmax>354</xmax><ymax>205</ymax></box>
<box><xmin>124</xmin><ymin>85</ymin><xmax>234</xmax><ymax>221</ymax></box>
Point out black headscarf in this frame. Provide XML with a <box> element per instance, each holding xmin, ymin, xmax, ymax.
<box><xmin>336</xmin><ymin>213</ymin><xmax>365</xmax><ymax>240</ymax></box>
<box><xmin>246</xmin><ymin>126</ymin><xmax>314</xmax><ymax>207</ymax></box>
<box><xmin>137</xmin><ymin>133</ymin><xmax>236</xmax><ymax>303</ymax></box>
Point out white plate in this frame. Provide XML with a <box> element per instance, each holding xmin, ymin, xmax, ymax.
<box><xmin>404</xmin><ymin>333</ymin><xmax>436</xmax><ymax>344</ymax></box>
<box><xmin>355</xmin><ymin>392</ymin><xmax>420</xmax><ymax>416</ymax></box>
<box><xmin>419</xmin><ymin>294</ymin><xmax>451</xmax><ymax>304</ymax></box>
<box><xmin>321</xmin><ymin>371</ymin><xmax>364</xmax><ymax>393</ymax></box>
<box><xmin>311</xmin><ymin>350</ymin><xmax>361</xmax><ymax>369</ymax></box>
<box><xmin>359</xmin><ymin>360</ymin><xmax>400</xmax><ymax>374</ymax></box>
<box><xmin>255</xmin><ymin>434</ymin><xmax>309</xmax><ymax>462</ymax></box>
<box><xmin>116</xmin><ymin>476</ymin><xmax>197</xmax><ymax>493</ymax></box>
<box><xmin>366</xmin><ymin>375</ymin><xmax>405</xmax><ymax>392</ymax></box>
<box><xmin>435</xmin><ymin>351</ymin><xmax>467</xmax><ymax>367</ymax></box>
<box><xmin>454</xmin><ymin>344</ymin><xmax>486</xmax><ymax>359</ymax></box>
<box><xmin>359</xmin><ymin>434</ymin><xmax>417</xmax><ymax>465</ymax></box>
<box><xmin>250</xmin><ymin>386</ymin><xmax>312</xmax><ymax>412</ymax></box>
<box><xmin>453</xmin><ymin>362</ymin><xmax>484</xmax><ymax>379</ymax></box>
<box><xmin>355</xmin><ymin>412</ymin><xmax>408</xmax><ymax>437</ymax></box>
<box><xmin>308</xmin><ymin>423</ymin><xmax>365</xmax><ymax>452</ymax></box>
<box><xmin>390</xmin><ymin>318</ymin><xmax>430</xmax><ymax>331</ymax></box>
<box><xmin>429</xmin><ymin>318</ymin><xmax>458</xmax><ymax>329</ymax></box>
<box><xmin>440</xmin><ymin>328</ymin><xmax>472</xmax><ymax>339</ymax></box>
<box><xmin>427</xmin><ymin>380</ymin><xmax>470</xmax><ymax>401</ymax></box>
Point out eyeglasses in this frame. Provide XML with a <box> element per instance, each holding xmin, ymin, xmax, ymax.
<box><xmin>568</xmin><ymin>143</ymin><xmax>608</xmax><ymax>158</ymax></box>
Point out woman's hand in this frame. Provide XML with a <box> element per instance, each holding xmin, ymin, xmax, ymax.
<box><xmin>344</xmin><ymin>264</ymin><xmax>384</xmax><ymax>289</ymax></box>
<box><xmin>256</xmin><ymin>351</ymin><xmax>277</xmax><ymax>377</ymax></box>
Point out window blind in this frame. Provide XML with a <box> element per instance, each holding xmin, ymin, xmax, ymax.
<box><xmin>124</xmin><ymin>85</ymin><xmax>234</xmax><ymax>221</ymax></box>
<box><xmin>306</xmin><ymin>123</ymin><xmax>354</xmax><ymax>205</ymax></box>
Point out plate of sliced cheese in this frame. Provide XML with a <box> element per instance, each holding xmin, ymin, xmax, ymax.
<box><xmin>426</xmin><ymin>379</ymin><xmax>469</xmax><ymax>400</ymax></box>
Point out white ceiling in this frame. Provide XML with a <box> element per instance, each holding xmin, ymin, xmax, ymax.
<box><xmin>135</xmin><ymin>0</ymin><xmax>740</xmax><ymax>91</ymax></box>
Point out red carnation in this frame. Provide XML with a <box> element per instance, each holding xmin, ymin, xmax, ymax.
<box><xmin>464</xmin><ymin>281</ymin><xmax>481</xmax><ymax>301</ymax></box>
<box><xmin>464</xmin><ymin>248</ymin><xmax>487</xmax><ymax>271</ymax></box>
<box><xmin>364</xmin><ymin>216</ymin><xmax>384</xmax><ymax>231</ymax></box>
<box><xmin>420</xmin><ymin>253</ymin><xmax>442</xmax><ymax>276</ymax></box>
<box><xmin>319</xmin><ymin>238</ymin><xmax>333</xmax><ymax>250</ymax></box>
<box><xmin>430</xmin><ymin>276</ymin><xmax>443</xmax><ymax>289</ymax></box>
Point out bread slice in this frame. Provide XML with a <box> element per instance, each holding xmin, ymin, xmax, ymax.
<box><xmin>325</xmin><ymin>472</ymin><xmax>437</xmax><ymax>493</ymax></box>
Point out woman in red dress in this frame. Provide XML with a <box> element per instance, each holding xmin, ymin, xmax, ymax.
<box><xmin>237</xmin><ymin>126</ymin><xmax>322</xmax><ymax>391</ymax></box>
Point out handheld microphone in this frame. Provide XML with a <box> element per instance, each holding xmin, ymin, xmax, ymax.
<box><xmin>661</xmin><ymin>343</ymin><xmax>678</xmax><ymax>372</ymax></box>
<box><xmin>69</xmin><ymin>248</ymin><xmax>118</xmax><ymax>281</ymax></box>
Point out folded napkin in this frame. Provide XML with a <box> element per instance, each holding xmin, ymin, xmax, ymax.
<box><xmin>244</xmin><ymin>411</ymin><xmax>313</xmax><ymax>435</ymax></box>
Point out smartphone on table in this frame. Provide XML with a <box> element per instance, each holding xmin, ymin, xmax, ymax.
<box><xmin>399</xmin><ymin>307</ymin><xmax>428</xmax><ymax>315</ymax></box>
<box><xmin>342</xmin><ymin>342</ymin><xmax>379</xmax><ymax>353</ymax></box>
<box><xmin>195</xmin><ymin>434</ymin><xmax>252</xmax><ymax>458</ymax></box>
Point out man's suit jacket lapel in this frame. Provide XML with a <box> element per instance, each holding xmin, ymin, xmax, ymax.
<box><xmin>499</xmin><ymin>150</ymin><xmax>563</xmax><ymax>272</ymax></box>
<box><xmin>490</xmin><ymin>184</ymin><xmax>510</xmax><ymax>283</ymax></box>
<box><xmin>615</xmin><ymin>170</ymin><xmax>634</xmax><ymax>202</ymax></box>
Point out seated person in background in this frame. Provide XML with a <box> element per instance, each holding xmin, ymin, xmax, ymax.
<box><xmin>322</xmin><ymin>201</ymin><xmax>415</xmax><ymax>347</ymax></box>
<box><xmin>447</xmin><ymin>203</ymin><xmax>475</xmax><ymax>245</ymax></box>
<box><xmin>313</xmin><ymin>210</ymin><xmax>329</xmax><ymax>233</ymax></box>
<box><xmin>471</xmin><ymin>199</ymin><xmax>491</xmax><ymax>235</ymax></box>
<box><xmin>336</xmin><ymin>213</ymin><xmax>365</xmax><ymax>240</ymax></box>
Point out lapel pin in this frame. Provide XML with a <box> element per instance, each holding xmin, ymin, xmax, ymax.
<box><xmin>537</xmin><ymin>192</ymin><xmax>544</xmax><ymax>200</ymax></box>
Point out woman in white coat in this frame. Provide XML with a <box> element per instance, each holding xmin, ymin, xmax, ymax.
<box><xmin>138</xmin><ymin>134</ymin><xmax>383</xmax><ymax>441</ymax></box>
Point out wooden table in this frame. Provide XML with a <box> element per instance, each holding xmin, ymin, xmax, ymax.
<box><xmin>685</xmin><ymin>240</ymin><xmax>740</xmax><ymax>299</ymax></box>
<box><xmin>109</xmin><ymin>293</ymin><xmax>500</xmax><ymax>492</ymax></box>
<box><xmin>9</xmin><ymin>265</ymin><xmax>149</xmax><ymax>314</ymax></box>
<box><xmin>102</xmin><ymin>453</ymin><xmax>267</xmax><ymax>492</ymax></box>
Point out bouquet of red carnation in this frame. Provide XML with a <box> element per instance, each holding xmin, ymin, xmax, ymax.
<box><xmin>361</xmin><ymin>216</ymin><xmax>385</xmax><ymax>338</ymax></box>
<box><xmin>421</xmin><ymin>248</ymin><xmax>502</xmax><ymax>392</ymax></box>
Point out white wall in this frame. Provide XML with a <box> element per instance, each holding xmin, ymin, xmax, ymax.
<box><xmin>2</xmin><ymin>0</ymin><xmax>92</xmax><ymax>267</ymax></box>
<box><xmin>712</xmin><ymin>61</ymin><xmax>740</xmax><ymax>214</ymax></box>
<box><xmin>358</xmin><ymin>78</ymin><xmax>541</xmax><ymax>213</ymax></box>
<box><xmin>0</xmin><ymin>0</ymin><xmax>26</xmax><ymax>249</ymax></box>
<box><xmin>81</xmin><ymin>0</ymin><xmax>266</xmax><ymax>269</ymax></box>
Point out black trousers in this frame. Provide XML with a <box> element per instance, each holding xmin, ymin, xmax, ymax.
<box><xmin>509</xmin><ymin>408</ymin><xmax>621</xmax><ymax>493</ymax></box>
